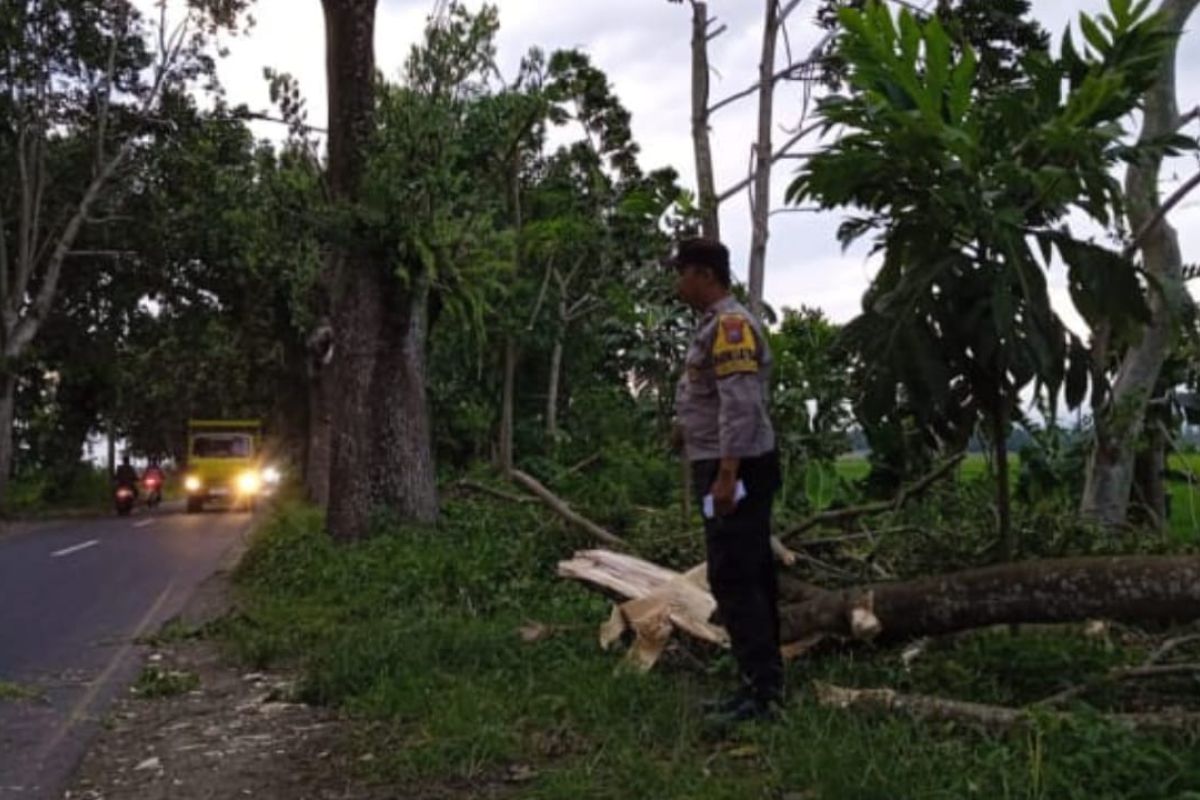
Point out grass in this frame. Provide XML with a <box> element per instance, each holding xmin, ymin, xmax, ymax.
<box><xmin>3</xmin><ymin>467</ymin><xmax>111</xmax><ymax>518</ymax></box>
<box><xmin>836</xmin><ymin>453</ymin><xmax>1200</xmax><ymax>542</ymax></box>
<box><xmin>0</xmin><ymin>679</ymin><xmax>40</xmax><ymax>702</ymax></box>
<box><xmin>217</xmin><ymin>498</ymin><xmax>1200</xmax><ymax>799</ymax></box>
<box><xmin>132</xmin><ymin>665</ymin><xmax>200</xmax><ymax>699</ymax></box>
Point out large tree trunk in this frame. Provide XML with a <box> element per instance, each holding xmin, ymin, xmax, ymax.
<box><xmin>689</xmin><ymin>1</ymin><xmax>719</xmax><ymax>239</ymax></box>
<box><xmin>306</xmin><ymin>371</ymin><xmax>331</xmax><ymax>507</ymax></box>
<box><xmin>1081</xmin><ymin>0</ymin><xmax>1199</xmax><ymax>527</ymax></box>
<box><xmin>779</xmin><ymin>556</ymin><xmax>1200</xmax><ymax>645</ymax></box>
<box><xmin>322</xmin><ymin>0</ymin><xmax>439</xmax><ymax>538</ymax></box>
<box><xmin>0</xmin><ymin>372</ymin><xmax>15</xmax><ymax>508</ymax></box>
<box><xmin>746</xmin><ymin>0</ymin><xmax>781</xmax><ymax>317</ymax></box>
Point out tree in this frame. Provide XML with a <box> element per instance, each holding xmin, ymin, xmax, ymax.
<box><xmin>319</xmin><ymin>0</ymin><xmax>441</xmax><ymax>537</ymax></box>
<box><xmin>790</xmin><ymin>0</ymin><xmax>1172</xmax><ymax>559</ymax></box>
<box><xmin>1080</xmin><ymin>0</ymin><xmax>1200</xmax><ymax>528</ymax></box>
<box><xmin>0</xmin><ymin>0</ymin><xmax>247</xmax><ymax>506</ymax></box>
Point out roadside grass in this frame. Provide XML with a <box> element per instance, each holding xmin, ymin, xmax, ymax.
<box><xmin>3</xmin><ymin>467</ymin><xmax>111</xmax><ymax>518</ymax></box>
<box><xmin>216</xmin><ymin>498</ymin><xmax>1200</xmax><ymax>799</ymax></box>
<box><xmin>132</xmin><ymin>665</ymin><xmax>201</xmax><ymax>699</ymax></box>
<box><xmin>0</xmin><ymin>679</ymin><xmax>40</xmax><ymax>703</ymax></box>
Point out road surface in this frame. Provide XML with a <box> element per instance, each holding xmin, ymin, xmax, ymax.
<box><xmin>0</xmin><ymin>507</ymin><xmax>251</xmax><ymax>799</ymax></box>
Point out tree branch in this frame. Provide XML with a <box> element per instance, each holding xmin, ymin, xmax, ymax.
<box><xmin>717</xmin><ymin>120</ymin><xmax>822</xmax><ymax>205</ymax></box>
<box><xmin>815</xmin><ymin>681</ymin><xmax>1200</xmax><ymax>732</ymax></box>
<box><xmin>1123</xmin><ymin>169</ymin><xmax>1200</xmax><ymax>259</ymax></box>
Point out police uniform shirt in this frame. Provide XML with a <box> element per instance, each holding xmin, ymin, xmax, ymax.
<box><xmin>675</xmin><ymin>295</ymin><xmax>776</xmax><ymax>462</ymax></box>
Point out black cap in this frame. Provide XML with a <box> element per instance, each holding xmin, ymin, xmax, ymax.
<box><xmin>666</xmin><ymin>237</ymin><xmax>731</xmax><ymax>287</ymax></box>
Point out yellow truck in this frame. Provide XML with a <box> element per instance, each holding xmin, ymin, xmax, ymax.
<box><xmin>183</xmin><ymin>420</ymin><xmax>265</xmax><ymax>513</ymax></box>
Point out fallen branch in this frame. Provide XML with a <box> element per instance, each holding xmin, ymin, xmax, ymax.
<box><xmin>781</xmin><ymin>454</ymin><xmax>965</xmax><ymax>542</ymax></box>
<box><xmin>1148</xmin><ymin>632</ymin><xmax>1200</xmax><ymax>664</ymax></box>
<box><xmin>511</xmin><ymin>469</ymin><xmax>626</xmax><ymax>549</ymax></box>
<box><xmin>456</xmin><ymin>479</ymin><xmax>537</xmax><ymax>505</ymax></box>
<box><xmin>1037</xmin><ymin>663</ymin><xmax>1200</xmax><ymax>708</ymax></box>
<box><xmin>814</xmin><ymin>682</ymin><xmax>1200</xmax><ymax>732</ymax></box>
<box><xmin>565</xmin><ymin>452</ymin><xmax>602</xmax><ymax>475</ymax></box>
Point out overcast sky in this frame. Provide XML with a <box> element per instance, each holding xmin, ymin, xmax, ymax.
<box><xmin>191</xmin><ymin>0</ymin><xmax>1200</xmax><ymax>332</ymax></box>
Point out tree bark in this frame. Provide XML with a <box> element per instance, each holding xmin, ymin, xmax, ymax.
<box><xmin>689</xmin><ymin>1</ymin><xmax>720</xmax><ymax>239</ymax></box>
<box><xmin>0</xmin><ymin>372</ymin><xmax>15</xmax><ymax>508</ymax></box>
<box><xmin>747</xmin><ymin>0</ymin><xmax>781</xmax><ymax>317</ymax></box>
<box><xmin>1081</xmin><ymin>0</ymin><xmax>1200</xmax><ymax>527</ymax></box>
<box><xmin>779</xmin><ymin>556</ymin><xmax>1200</xmax><ymax>645</ymax></box>
<box><xmin>1133</xmin><ymin>421</ymin><xmax>1168</xmax><ymax>530</ymax></box>
<box><xmin>499</xmin><ymin>336</ymin><xmax>516</xmax><ymax>475</ymax></box>
<box><xmin>546</xmin><ymin>336</ymin><xmax>563</xmax><ymax>441</ymax></box>
<box><xmin>322</xmin><ymin>0</ymin><xmax>439</xmax><ymax>538</ymax></box>
<box><xmin>993</xmin><ymin>401</ymin><xmax>1013</xmax><ymax>561</ymax></box>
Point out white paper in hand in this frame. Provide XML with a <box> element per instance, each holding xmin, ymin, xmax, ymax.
<box><xmin>702</xmin><ymin>480</ymin><xmax>748</xmax><ymax>520</ymax></box>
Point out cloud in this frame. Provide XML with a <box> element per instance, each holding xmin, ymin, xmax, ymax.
<box><xmin>201</xmin><ymin>0</ymin><xmax>1197</xmax><ymax>326</ymax></box>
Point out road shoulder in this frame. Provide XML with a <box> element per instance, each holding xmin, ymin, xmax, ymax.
<box><xmin>65</xmin><ymin>532</ymin><xmax>387</xmax><ymax>800</ymax></box>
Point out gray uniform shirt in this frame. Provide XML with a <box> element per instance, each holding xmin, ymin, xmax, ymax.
<box><xmin>675</xmin><ymin>295</ymin><xmax>776</xmax><ymax>462</ymax></box>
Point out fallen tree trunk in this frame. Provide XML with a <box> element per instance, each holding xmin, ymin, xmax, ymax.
<box><xmin>814</xmin><ymin>682</ymin><xmax>1200</xmax><ymax>732</ymax></box>
<box><xmin>780</xmin><ymin>556</ymin><xmax>1200</xmax><ymax>645</ymax></box>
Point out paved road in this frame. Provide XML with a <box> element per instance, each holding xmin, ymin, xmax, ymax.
<box><xmin>0</xmin><ymin>507</ymin><xmax>251</xmax><ymax>799</ymax></box>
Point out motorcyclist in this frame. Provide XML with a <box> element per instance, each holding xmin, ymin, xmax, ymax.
<box><xmin>114</xmin><ymin>454</ymin><xmax>139</xmax><ymax>498</ymax></box>
<box><xmin>142</xmin><ymin>458</ymin><xmax>165</xmax><ymax>505</ymax></box>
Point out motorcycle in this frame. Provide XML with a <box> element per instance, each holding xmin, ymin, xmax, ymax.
<box><xmin>114</xmin><ymin>485</ymin><xmax>136</xmax><ymax>516</ymax></box>
<box><xmin>143</xmin><ymin>475</ymin><xmax>163</xmax><ymax>509</ymax></box>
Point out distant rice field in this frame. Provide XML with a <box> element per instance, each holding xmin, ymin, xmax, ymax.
<box><xmin>835</xmin><ymin>452</ymin><xmax>1200</xmax><ymax>541</ymax></box>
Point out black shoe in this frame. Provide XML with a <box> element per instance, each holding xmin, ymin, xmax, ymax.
<box><xmin>703</xmin><ymin>695</ymin><xmax>784</xmax><ymax>729</ymax></box>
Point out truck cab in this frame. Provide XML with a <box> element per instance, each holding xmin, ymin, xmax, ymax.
<box><xmin>183</xmin><ymin>420</ymin><xmax>264</xmax><ymax>513</ymax></box>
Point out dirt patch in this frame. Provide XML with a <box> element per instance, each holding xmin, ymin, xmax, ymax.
<box><xmin>65</xmin><ymin>639</ymin><xmax>391</xmax><ymax>800</ymax></box>
<box><xmin>64</xmin><ymin>560</ymin><xmax>391</xmax><ymax>800</ymax></box>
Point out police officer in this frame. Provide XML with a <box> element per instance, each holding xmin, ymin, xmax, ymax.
<box><xmin>670</xmin><ymin>237</ymin><xmax>783</xmax><ymax>724</ymax></box>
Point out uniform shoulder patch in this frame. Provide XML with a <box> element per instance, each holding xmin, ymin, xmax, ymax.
<box><xmin>712</xmin><ymin>313</ymin><xmax>758</xmax><ymax>378</ymax></box>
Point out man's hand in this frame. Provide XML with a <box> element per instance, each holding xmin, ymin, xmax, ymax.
<box><xmin>710</xmin><ymin>457</ymin><xmax>740</xmax><ymax>517</ymax></box>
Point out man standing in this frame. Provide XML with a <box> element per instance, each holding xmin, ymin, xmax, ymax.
<box><xmin>671</xmin><ymin>238</ymin><xmax>783</xmax><ymax>724</ymax></box>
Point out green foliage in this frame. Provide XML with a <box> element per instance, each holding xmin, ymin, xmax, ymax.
<box><xmin>4</xmin><ymin>466</ymin><xmax>110</xmax><ymax>516</ymax></box>
<box><xmin>132</xmin><ymin>665</ymin><xmax>200</xmax><ymax>699</ymax></box>
<box><xmin>0</xmin><ymin>680</ymin><xmax>40</xmax><ymax>703</ymax></box>
<box><xmin>790</xmin><ymin>0</ymin><xmax>1183</xmax><ymax>550</ymax></box>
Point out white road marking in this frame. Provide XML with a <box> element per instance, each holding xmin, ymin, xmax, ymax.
<box><xmin>50</xmin><ymin>539</ymin><xmax>100</xmax><ymax>558</ymax></box>
<box><xmin>133</xmin><ymin>519</ymin><xmax>156</xmax><ymax>528</ymax></box>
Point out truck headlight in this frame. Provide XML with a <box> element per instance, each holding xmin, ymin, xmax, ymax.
<box><xmin>237</xmin><ymin>471</ymin><xmax>262</xmax><ymax>495</ymax></box>
<box><xmin>185</xmin><ymin>475</ymin><xmax>202</xmax><ymax>493</ymax></box>
<box><xmin>263</xmin><ymin>466</ymin><xmax>281</xmax><ymax>486</ymax></box>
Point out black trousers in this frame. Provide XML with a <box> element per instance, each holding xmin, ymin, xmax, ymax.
<box><xmin>692</xmin><ymin>451</ymin><xmax>783</xmax><ymax>702</ymax></box>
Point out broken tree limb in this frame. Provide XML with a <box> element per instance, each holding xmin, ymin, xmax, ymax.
<box><xmin>558</xmin><ymin>550</ymin><xmax>727</xmax><ymax>670</ymax></box>
<box><xmin>1036</xmin><ymin>663</ymin><xmax>1200</xmax><ymax>708</ymax></box>
<box><xmin>814</xmin><ymin>682</ymin><xmax>1200</xmax><ymax>732</ymax></box>
<box><xmin>780</xmin><ymin>556</ymin><xmax>1200</xmax><ymax>646</ymax></box>
<box><xmin>511</xmin><ymin>470</ymin><xmax>627</xmax><ymax>549</ymax></box>
<box><xmin>455</xmin><ymin>479</ymin><xmax>538</xmax><ymax>505</ymax></box>
<box><xmin>781</xmin><ymin>454</ymin><xmax>965</xmax><ymax>542</ymax></box>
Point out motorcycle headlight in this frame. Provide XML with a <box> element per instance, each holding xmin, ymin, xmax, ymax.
<box><xmin>237</xmin><ymin>471</ymin><xmax>262</xmax><ymax>495</ymax></box>
<box><xmin>184</xmin><ymin>475</ymin><xmax>202</xmax><ymax>493</ymax></box>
